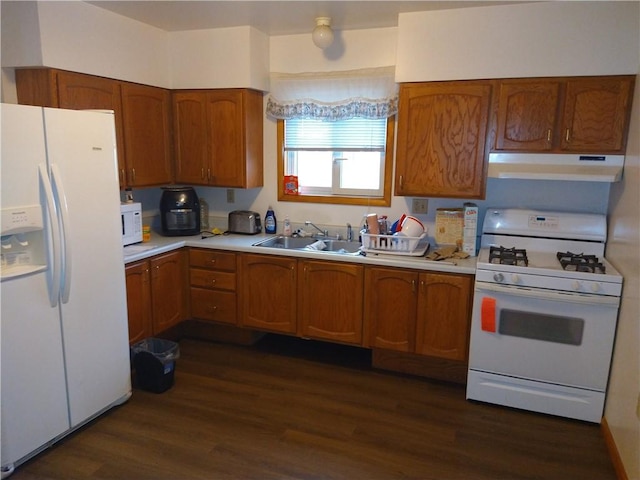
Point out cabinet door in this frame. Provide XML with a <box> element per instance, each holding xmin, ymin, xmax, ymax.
<box><xmin>395</xmin><ymin>81</ymin><xmax>492</xmax><ymax>198</ymax></box>
<box><xmin>205</xmin><ymin>90</ymin><xmax>245</xmax><ymax>187</ymax></box>
<box><xmin>561</xmin><ymin>77</ymin><xmax>634</xmax><ymax>152</ymax></box>
<box><xmin>205</xmin><ymin>89</ymin><xmax>263</xmax><ymax>188</ymax></box>
<box><xmin>55</xmin><ymin>70</ymin><xmax>127</xmax><ymax>186</ymax></box>
<box><xmin>365</xmin><ymin>267</ymin><xmax>417</xmax><ymax>352</ymax></box>
<box><xmin>416</xmin><ymin>273</ymin><xmax>472</xmax><ymax>361</ymax></box>
<box><xmin>150</xmin><ymin>250</ymin><xmax>187</xmax><ymax>334</ymax></box>
<box><xmin>239</xmin><ymin>254</ymin><xmax>297</xmax><ymax>334</ymax></box>
<box><xmin>495</xmin><ymin>80</ymin><xmax>560</xmax><ymax>151</ymax></box>
<box><xmin>299</xmin><ymin>260</ymin><xmax>364</xmax><ymax>345</ymax></box>
<box><xmin>173</xmin><ymin>91</ymin><xmax>209</xmax><ymax>185</ymax></box>
<box><xmin>120</xmin><ymin>83</ymin><xmax>173</xmax><ymax>187</ymax></box>
<box><xmin>125</xmin><ymin>260</ymin><xmax>152</xmax><ymax>345</ymax></box>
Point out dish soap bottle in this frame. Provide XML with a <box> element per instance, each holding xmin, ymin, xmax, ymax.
<box><xmin>265</xmin><ymin>206</ymin><xmax>277</xmax><ymax>234</ymax></box>
<box><xmin>283</xmin><ymin>216</ymin><xmax>292</xmax><ymax>237</ymax></box>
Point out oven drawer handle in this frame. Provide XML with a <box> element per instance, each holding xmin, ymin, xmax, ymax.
<box><xmin>475</xmin><ymin>282</ymin><xmax>620</xmax><ymax>306</ymax></box>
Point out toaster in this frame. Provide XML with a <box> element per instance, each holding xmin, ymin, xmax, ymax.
<box><xmin>228</xmin><ymin>210</ymin><xmax>262</xmax><ymax>234</ymax></box>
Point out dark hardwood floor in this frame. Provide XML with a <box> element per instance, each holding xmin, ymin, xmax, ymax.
<box><xmin>11</xmin><ymin>335</ymin><xmax>616</xmax><ymax>479</ymax></box>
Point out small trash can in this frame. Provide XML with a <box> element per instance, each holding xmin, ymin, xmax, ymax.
<box><xmin>131</xmin><ymin>338</ymin><xmax>180</xmax><ymax>393</ymax></box>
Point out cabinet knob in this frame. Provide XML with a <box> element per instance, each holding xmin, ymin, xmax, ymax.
<box><xmin>211</xmin><ymin>279</ymin><xmax>216</xmax><ymax>284</ymax></box>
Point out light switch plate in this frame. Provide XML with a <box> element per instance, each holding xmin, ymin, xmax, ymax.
<box><xmin>226</xmin><ymin>189</ymin><xmax>235</xmax><ymax>203</ymax></box>
<box><xmin>411</xmin><ymin>198</ymin><xmax>428</xmax><ymax>214</ymax></box>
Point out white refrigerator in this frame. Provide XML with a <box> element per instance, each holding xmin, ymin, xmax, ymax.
<box><xmin>1</xmin><ymin>103</ymin><xmax>132</xmax><ymax>476</ymax></box>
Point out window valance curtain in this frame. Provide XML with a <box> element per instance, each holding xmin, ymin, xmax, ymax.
<box><xmin>266</xmin><ymin>66</ymin><xmax>398</xmax><ymax>121</ymax></box>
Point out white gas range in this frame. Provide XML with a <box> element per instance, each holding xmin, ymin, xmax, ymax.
<box><xmin>466</xmin><ymin>209</ymin><xmax>622</xmax><ymax>423</ymax></box>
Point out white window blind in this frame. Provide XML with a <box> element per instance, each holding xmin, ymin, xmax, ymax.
<box><xmin>284</xmin><ymin>117</ymin><xmax>387</xmax><ymax>151</ymax></box>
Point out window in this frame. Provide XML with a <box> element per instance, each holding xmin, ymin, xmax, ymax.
<box><xmin>277</xmin><ymin>116</ymin><xmax>395</xmax><ymax>206</ymax></box>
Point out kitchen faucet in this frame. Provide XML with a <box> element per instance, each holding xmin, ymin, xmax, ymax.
<box><xmin>346</xmin><ymin>223</ymin><xmax>353</xmax><ymax>242</ymax></box>
<box><xmin>305</xmin><ymin>220</ymin><xmax>328</xmax><ymax>237</ymax></box>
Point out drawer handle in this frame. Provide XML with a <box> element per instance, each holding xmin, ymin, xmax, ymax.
<box><xmin>211</xmin><ymin>279</ymin><xmax>216</xmax><ymax>284</ymax></box>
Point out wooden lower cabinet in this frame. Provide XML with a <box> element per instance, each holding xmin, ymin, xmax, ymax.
<box><xmin>124</xmin><ymin>250</ymin><xmax>187</xmax><ymax>343</ymax></box>
<box><xmin>415</xmin><ymin>272</ymin><xmax>473</xmax><ymax>361</ymax></box>
<box><xmin>298</xmin><ymin>260</ymin><xmax>364</xmax><ymax>345</ymax></box>
<box><xmin>125</xmin><ymin>260</ymin><xmax>153</xmax><ymax>344</ymax></box>
<box><xmin>365</xmin><ymin>266</ymin><xmax>473</xmax><ymax>362</ymax></box>
<box><xmin>239</xmin><ymin>254</ymin><xmax>297</xmax><ymax>334</ymax></box>
<box><xmin>189</xmin><ymin>248</ymin><xmax>237</xmax><ymax>325</ymax></box>
<box><xmin>150</xmin><ymin>250</ymin><xmax>188</xmax><ymax>334</ymax></box>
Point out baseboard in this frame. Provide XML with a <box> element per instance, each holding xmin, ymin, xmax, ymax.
<box><xmin>601</xmin><ymin>417</ymin><xmax>628</xmax><ymax>480</ymax></box>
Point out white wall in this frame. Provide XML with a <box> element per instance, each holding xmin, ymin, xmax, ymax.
<box><xmin>34</xmin><ymin>1</ymin><xmax>169</xmax><ymax>87</ymax></box>
<box><xmin>607</xmin><ymin>77</ymin><xmax>640</xmax><ymax>480</ymax></box>
<box><xmin>168</xmin><ymin>26</ymin><xmax>269</xmax><ymax>90</ymax></box>
<box><xmin>396</xmin><ymin>1</ymin><xmax>640</xmax><ymax>82</ymax></box>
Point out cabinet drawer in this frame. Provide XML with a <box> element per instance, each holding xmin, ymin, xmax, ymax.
<box><xmin>190</xmin><ymin>249</ymin><xmax>236</xmax><ymax>271</ymax></box>
<box><xmin>190</xmin><ymin>287</ymin><xmax>236</xmax><ymax>324</ymax></box>
<box><xmin>190</xmin><ymin>268</ymin><xmax>236</xmax><ymax>291</ymax></box>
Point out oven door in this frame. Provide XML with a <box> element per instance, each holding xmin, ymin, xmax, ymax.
<box><xmin>468</xmin><ymin>281</ymin><xmax>619</xmax><ymax>391</ymax></box>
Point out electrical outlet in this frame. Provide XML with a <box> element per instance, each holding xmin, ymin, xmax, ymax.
<box><xmin>411</xmin><ymin>198</ymin><xmax>428</xmax><ymax>214</ymax></box>
<box><xmin>226</xmin><ymin>189</ymin><xmax>235</xmax><ymax>203</ymax></box>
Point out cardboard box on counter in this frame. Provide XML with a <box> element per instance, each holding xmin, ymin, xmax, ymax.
<box><xmin>435</xmin><ymin>208</ymin><xmax>464</xmax><ymax>247</ymax></box>
<box><xmin>462</xmin><ymin>203</ymin><xmax>478</xmax><ymax>256</ymax></box>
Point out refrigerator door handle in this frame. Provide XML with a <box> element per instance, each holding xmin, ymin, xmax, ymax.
<box><xmin>50</xmin><ymin>164</ymin><xmax>72</xmax><ymax>304</ymax></box>
<box><xmin>38</xmin><ymin>163</ymin><xmax>61</xmax><ymax>307</ymax></box>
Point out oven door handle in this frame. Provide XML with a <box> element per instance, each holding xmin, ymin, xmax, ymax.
<box><xmin>475</xmin><ymin>281</ymin><xmax>620</xmax><ymax>307</ymax></box>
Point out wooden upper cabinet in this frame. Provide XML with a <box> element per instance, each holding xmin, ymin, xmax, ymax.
<box><xmin>495</xmin><ymin>80</ymin><xmax>561</xmax><ymax>151</ymax></box>
<box><xmin>120</xmin><ymin>83</ymin><xmax>173</xmax><ymax>187</ymax></box>
<box><xmin>395</xmin><ymin>81</ymin><xmax>492</xmax><ymax>199</ymax></box>
<box><xmin>493</xmin><ymin>76</ymin><xmax>635</xmax><ymax>154</ymax></box>
<box><xmin>173</xmin><ymin>89</ymin><xmax>264</xmax><ymax>188</ymax></box>
<box><xmin>15</xmin><ymin>68</ymin><xmax>172</xmax><ymax>188</ymax></box>
<box><xmin>172</xmin><ymin>92</ymin><xmax>208</xmax><ymax>184</ymax></box>
<box><xmin>561</xmin><ymin>77</ymin><xmax>634</xmax><ymax>152</ymax></box>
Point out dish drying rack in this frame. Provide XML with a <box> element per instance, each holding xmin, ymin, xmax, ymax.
<box><xmin>360</xmin><ymin>230</ymin><xmax>429</xmax><ymax>256</ymax></box>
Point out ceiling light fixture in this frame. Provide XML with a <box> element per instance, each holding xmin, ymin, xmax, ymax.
<box><xmin>312</xmin><ymin>17</ymin><xmax>334</xmax><ymax>49</ymax></box>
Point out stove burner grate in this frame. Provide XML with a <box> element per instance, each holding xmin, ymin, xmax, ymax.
<box><xmin>489</xmin><ymin>246</ymin><xmax>529</xmax><ymax>266</ymax></box>
<box><xmin>556</xmin><ymin>251</ymin><xmax>606</xmax><ymax>274</ymax></box>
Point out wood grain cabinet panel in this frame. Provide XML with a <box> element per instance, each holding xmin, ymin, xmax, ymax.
<box><xmin>125</xmin><ymin>260</ymin><xmax>153</xmax><ymax>345</ymax></box>
<box><xmin>124</xmin><ymin>250</ymin><xmax>188</xmax><ymax>341</ymax></box>
<box><xmin>495</xmin><ymin>80</ymin><xmax>561</xmax><ymax>151</ymax></box>
<box><xmin>239</xmin><ymin>254</ymin><xmax>297</xmax><ymax>334</ymax></box>
<box><xmin>395</xmin><ymin>81</ymin><xmax>492</xmax><ymax>199</ymax></box>
<box><xmin>120</xmin><ymin>82</ymin><xmax>173</xmax><ymax>187</ymax></box>
<box><xmin>15</xmin><ymin>68</ymin><xmax>172</xmax><ymax>188</ymax></box>
<box><xmin>493</xmin><ymin>76</ymin><xmax>635</xmax><ymax>154</ymax></box>
<box><xmin>561</xmin><ymin>77</ymin><xmax>634</xmax><ymax>152</ymax></box>
<box><xmin>415</xmin><ymin>272</ymin><xmax>472</xmax><ymax>361</ymax></box>
<box><xmin>173</xmin><ymin>89</ymin><xmax>264</xmax><ymax>188</ymax></box>
<box><xmin>150</xmin><ymin>250</ymin><xmax>188</xmax><ymax>334</ymax></box>
<box><xmin>189</xmin><ymin>249</ymin><xmax>238</xmax><ymax>325</ymax></box>
<box><xmin>298</xmin><ymin>260</ymin><xmax>364</xmax><ymax>345</ymax></box>
<box><xmin>365</xmin><ymin>267</ymin><xmax>417</xmax><ymax>352</ymax></box>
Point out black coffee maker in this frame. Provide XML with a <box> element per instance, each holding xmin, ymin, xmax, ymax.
<box><xmin>159</xmin><ymin>186</ymin><xmax>200</xmax><ymax>236</ymax></box>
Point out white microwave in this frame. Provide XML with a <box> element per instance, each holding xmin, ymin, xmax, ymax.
<box><xmin>121</xmin><ymin>202</ymin><xmax>142</xmax><ymax>246</ymax></box>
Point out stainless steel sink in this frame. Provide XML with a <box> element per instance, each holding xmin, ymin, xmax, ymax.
<box><xmin>253</xmin><ymin>236</ymin><xmax>362</xmax><ymax>254</ymax></box>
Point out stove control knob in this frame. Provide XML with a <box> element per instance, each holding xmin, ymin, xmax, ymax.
<box><xmin>510</xmin><ymin>274</ymin><xmax>520</xmax><ymax>283</ymax></box>
<box><xmin>590</xmin><ymin>283</ymin><xmax>601</xmax><ymax>292</ymax></box>
<box><xmin>493</xmin><ymin>273</ymin><xmax>504</xmax><ymax>282</ymax></box>
<box><xmin>571</xmin><ymin>281</ymin><xmax>582</xmax><ymax>290</ymax></box>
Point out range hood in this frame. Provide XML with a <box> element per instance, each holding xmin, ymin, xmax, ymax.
<box><xmin>488</xmin><ymin>153</ymin><xmax>624</xmax><ymax>182</ymax></box>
